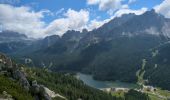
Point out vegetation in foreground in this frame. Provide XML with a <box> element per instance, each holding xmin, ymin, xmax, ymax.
<box><xmin>0</xmin><ymin>75</ymin><xmax>33</xmax><ymax>100</ymax></box>
<box><xmin>0</xmin><ymin>53</ymin><xmax>164</xmax><ymax>100</ymax></box>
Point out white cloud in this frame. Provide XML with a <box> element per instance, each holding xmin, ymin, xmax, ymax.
<box><xmin>45</xmin><ymin>9</ymin><xmax>89</xmax><ymax>36</ymax></box>
<box><xmin>0</xmin><ymin>4</ymin><xmax>90</xmax><ymax>38</ymax></box>
<box><xmin>128</xmin><ymin>0</ymin><xmax>136</xmax><ymax>4</ymax></box>
<box><xmin>154</xmin><ymin>0</ymin><xmax>170</xmax><ymax>18</ymax></box>
<box><xmin>87</xmin><ymin>0</ymin><xmax>123</xmax><ymax>15</ymax></box>
<box><xmin>87</xmin><ymin>7</ymin><xmax>148</xmax><ymax>31</ymax></box>
<box><xmin>87</xmin><ymin>0</ymin><xmax>146</xmax><ymax>16</ymax></box>
<box><xmin>121</xmin><ymin>4</ymin><xmax>129</xmax><ymax>9</ymax></box>
<box><xmin>0</xmin><ymin>3</ymin><xmax>149</xmax><ymax>38</ymax></box>
<box><xmin>88</xmin><ymin>20</ymin><xmax>103</xmax><ymax>30</ymax></box>
<box><xmin>55</xmin><ymin>8</ymin><xmax>65</xmax><ymax>16</ymax></box>
<box><xmin>0</xmin><ymin>4</ymin><xmax>47</xmax><ymax>38</ymax></box>
<box><xmin>113</xmin><ymin>7</ymin><xmax>148</xmax><ymax>17</ymax></box>
<box><xmin>99</xmin><ymin>0</ymin><xmax>122</xmax><ymax>11</ymax></box>
<box><xmin>87</xmin><ymin>19</ymin><xmax>110</xmax><ymax>31</ymax></box>
<box><xmin>0</xmin><ymin>0</ymin><xmax>20</xmax><ymax>4</ymax></box>
<box><xmin>87</xmin><ymin>0</ymin><xmax>100</xmax><ymax>5</ymax></box>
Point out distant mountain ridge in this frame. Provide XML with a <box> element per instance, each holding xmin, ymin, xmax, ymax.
<box><xmin>1</xmin><ymin>9</ymin><xmax>170</xmax><ymax>91</ymax></box>
<box><xmin>0</xmin><ymin>30</ymin><xmax>28</xmax><ymax>43</ymax></box>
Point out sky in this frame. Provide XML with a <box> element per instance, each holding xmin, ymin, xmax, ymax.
<box><xmin>0</xmin><ymin>0</ymin><xmax>169</xmax><ymax>38</ymax></box>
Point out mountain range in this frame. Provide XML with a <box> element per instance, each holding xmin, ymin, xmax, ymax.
<box><xmin>1</xmin><ymin>9</ymin><xmax>170</xmax><ymax>91</ymax></box>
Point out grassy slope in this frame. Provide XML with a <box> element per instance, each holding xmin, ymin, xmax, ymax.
<box><xmin>0</xmin><ymin>75</ymin><xmax>33</xmax><ymax>100</ymax></box>
<box><xmin>24</xmin><ymin>67</ymin><xmax>116</xmax><ymax>100</ymax></box>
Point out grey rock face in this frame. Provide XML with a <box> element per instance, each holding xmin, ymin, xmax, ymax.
<box><xmin>0</xmin><ymin>53</ymin><xmax>30</xmax><ymax>91</ymax></box>
<box><xmin>39</xmin><ymin>85</ymin><xmax>51</xmax><ymax>100</ymax></box>
<box><xmin>6</xmin><ymin>58</ymin><xmax>13</xmax><ymax>69</ymax></box>
<box><xmin>0</xmin><ymin>53</ymin><xmax>53</xmax><ymax>100</ymax></box>
<box><xmin>19</xmin><ymin>77</ymin><xmax>30</xmax><ymax>91</ymax></box>
<box><xmin>31</xmin><ymin>80</ymin><xmax>51</xmax><ymax>100</ymax></box>
<box><xmin>0</xmin><ymin>30</ymin><xmax>28</xmax><ymax>43</ymax></box>
<box><xmin>31</xmin><ymin>80</ymin><xmax>40</xmax><ymax>94</ymax></box>
<box><xmin>13</xmin><ymin>69</ymin><xmax>30</xmax><ymax>91</ymax></box>
<box><xmin>0</xmin><ymin>53</ymin><xmax>12</xmax><ymax>70</ymax></box>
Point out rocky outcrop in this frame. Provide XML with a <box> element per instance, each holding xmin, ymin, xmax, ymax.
<box><xmin>31</xmin><ymin>80</ymin><xmax>51</xmax><ymax>100</ymax></box>
<box><xmin>0</xmin><ymin>53</ymin><xmax>53</xmax><ymax>100</ymax></box>
<box><xmin>0</xmin><ymin>53</ymin><xmax>12</xmax><ymax>71</ymax></box>
<box><xmin>13</xmin><ymin>69</ymin><xmax>30</xmax><ymax>91</ymax></box>
<box><xmin>31</xmin><ymin>80</ymin><xmax>40</xmax><ymax>94</ymax></box>
<box><xmin>44</xmin><ymin>87</ymin><xmax>67</xmax><ymax>99</ymax></box>
<box><xmin>0</xmin><ymin>53</ymin><xmax>30</xmax><ymax>91</ymax></box>
<box><xmin>39</xmin><ymin>85</ymin><xmax>51</xmax><ymax>100</ymax></box>
<box><xmin>0</xmin><ymin>91</ymin><xmax>13</xmax><ymax>100</ymax></box>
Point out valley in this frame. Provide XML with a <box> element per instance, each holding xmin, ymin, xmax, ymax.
<box><xmin>76</xmin><ymin>73</ymin><xmax>138</xmax><ymax>89</ymax></box>
<box><xmin>0</xmin><ymin>53</ymin><xmax>153</xmax><ymax>100</ymax></box>
<box><xmin>1</xmin><ymin>6</ymin><xmax>170</xmax><ymax>100</ymax></box>
<box><xmin>76</xmin><ymin>73</ymin><xmax>170</xmax><ymax>100</ymax></box>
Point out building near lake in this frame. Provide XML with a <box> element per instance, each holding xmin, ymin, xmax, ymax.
<box><xmin>100</xmin><ymin>87</ymin><xmax>129</xmax><ymax>93</ymax></box>
<box><xmin>111</xmin><ymin>87</ymin><xmax>129</xmax><ymax>92</ymax></box>
<box><xmin>143</xmin><ymin>85</ymin><xmax>156</xmax><ymax>92</ymax></box>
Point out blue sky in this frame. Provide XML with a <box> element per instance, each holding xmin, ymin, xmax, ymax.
<box><xmin>0</xmin><ymin>0</ymin><xmax>169</xmax><ymax>38</ymax></box>
<box><xmin>14</xmin><ymin>0</ymin><xmax>163</xmax><ymax>23</ymax></box>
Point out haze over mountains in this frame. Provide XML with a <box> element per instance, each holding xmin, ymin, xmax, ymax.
<box><xmin>0</xmin><ymin>9</ymin><xmax>170</xmax><ymax>92</ymax></box>
<box><xmin>0</xmin><ymin>30</ymin><xmax>28</xmax><ymax>43</ymax></box>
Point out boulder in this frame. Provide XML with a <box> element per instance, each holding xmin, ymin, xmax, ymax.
<box><xmin>31</xmin><ymin>81</ymin><xmax>51</xmax><ymax>100</ymax></box>
<box><xmin>31</xmin><ymin>80</ymin><xmax>40</xmax><ymax>94</ymax></box>
<box><xmin>13</xmin><ymin>70</ymin><xmax>30</xmax><ymax>91</ymax></box>
<box><xmin>39</xmin><ymin>85</ymin><xmax>51</xmax><ymax>100</ymax></box>
<box><xmin>0</xmin><ymin>54</ymin><xmax>53</xmax><ymax>100</ymax></box>
<box><xmin>19</xmin><ymin>77</ymin><xmax>30</xmax><ymax>91</ymax></box>
<box><xmin>44</xmin><ymin>87</ymin><xmax>67</xmax><ymax>99</ymax></box>
<box><xmin>6</xmin><ymin>58</ymin><xmax>13</xmax><ymax>69</ymax></box>
<box><xmin>0</xmin><ymin>64</ymin><xmax>2</xmax><ymax>71</ymax></box>
<box><xmin>2</xmin><ymin>91</ymin><xmax>13</xmax><ymax>100</ymax></box>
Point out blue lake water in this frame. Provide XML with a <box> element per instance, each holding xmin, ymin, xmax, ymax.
<box><xmin>76</xmin><ymin>73</ymin><xmax>138</xmax><ymax>89</ymax></box>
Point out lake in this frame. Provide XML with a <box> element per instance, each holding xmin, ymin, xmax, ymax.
<box><xmin>76</xmin><ymin>73</ymin><xmax>139</xmax><ymax>89</ymax></box>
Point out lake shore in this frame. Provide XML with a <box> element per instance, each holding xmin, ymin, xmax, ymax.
<box><xmin>76</xmin><ymin>73</ymin><xmax>139</xmax><ymax>89</ymax></box>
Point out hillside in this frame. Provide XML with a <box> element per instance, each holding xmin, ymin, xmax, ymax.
<box><xmin>1</xmin><ymin>9</ymin><xmax>170</xmax><ymax>93</ymax></box>
<box><xmin>1</xmin><ymin>0</ymin><xmax>170</xmax><ymax>100</ymax></box>
<box><xmin>0</xmin><ymin>53</ymin><xmax>154</xmax><ymax>100</ymax></box>
<box><xmin>13</xmin><ymin>10</ymin><xmax>170</xmax><ymax>90</ymax></box>
<box><xmin>0</xmin><ymin>53</ymin><xmax>115</xmax><ymax>100</ymax></box>
<box><xmin>144</xmin><ymin>42</ymin><xmax>170</xmax><ymax>90</ymax></box>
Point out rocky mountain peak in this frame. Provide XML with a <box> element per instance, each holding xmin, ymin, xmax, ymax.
<box><xmin>0</xmin><ymin>30</ymin><xmax>27</xmax><ymax>38</ymax></box>
<box><xmin>0</xmin><ymin>30</ymin><xmax>28</xmax><ymax>43</ymax></box>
